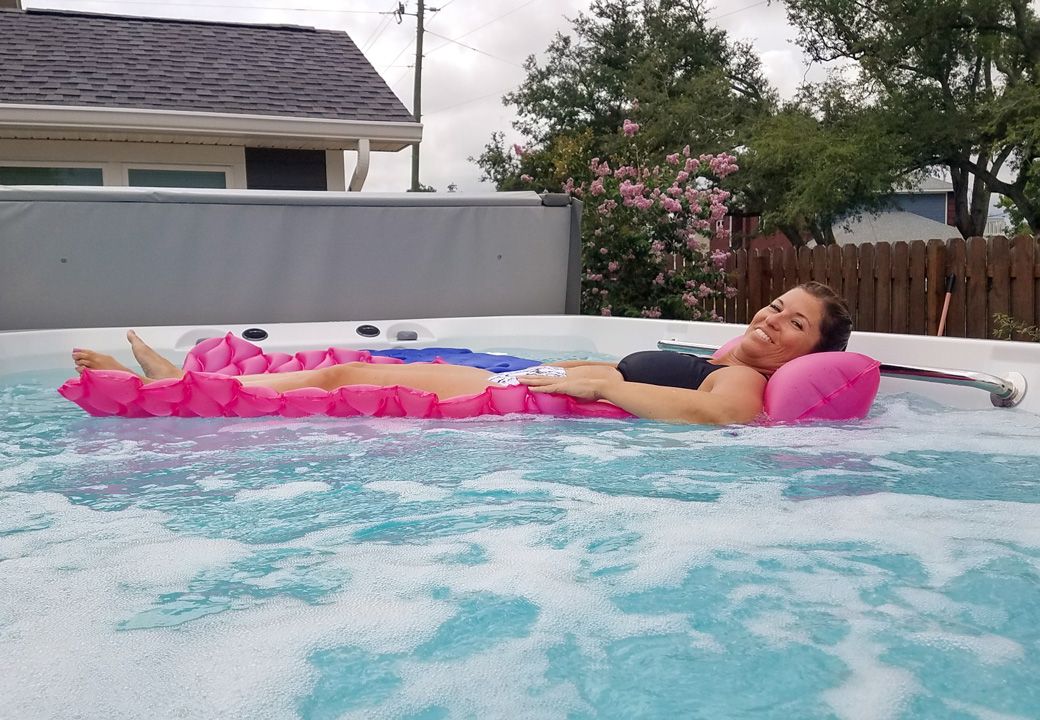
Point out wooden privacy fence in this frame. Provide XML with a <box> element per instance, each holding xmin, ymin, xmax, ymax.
<box><xmin>711</xmin><ymin>235</ymin><xmax>1040</xmax><ymax>340</ymax></box>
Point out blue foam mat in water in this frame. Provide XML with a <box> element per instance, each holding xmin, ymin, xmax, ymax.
<box><xmin>368</xmin><ymin>347</ymin><xmax>539</xmax><ymax>372</ymax></box>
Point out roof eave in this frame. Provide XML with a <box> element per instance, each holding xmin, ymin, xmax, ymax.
<box><xmin>0</xmin><ymin>103</ymin><xmax>422</xmax><ymax>151</ymax></box>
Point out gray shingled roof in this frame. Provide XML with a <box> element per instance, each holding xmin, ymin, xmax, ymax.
<box><xmin>0</xmin><ymin>9</ymin><xmax>415</xmax><ymax>124</ymax></box>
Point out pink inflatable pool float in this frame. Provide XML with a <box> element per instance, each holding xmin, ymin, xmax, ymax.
<box><xmin>58</xmin><ymin>334</ymin><xmax>880</xmax><ymax>422</ymax></box>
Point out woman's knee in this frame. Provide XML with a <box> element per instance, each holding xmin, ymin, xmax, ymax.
<box><xmin>318</xmin><ymin>363</ymin><xmax>363</xmax><ymax>390</ymax></box>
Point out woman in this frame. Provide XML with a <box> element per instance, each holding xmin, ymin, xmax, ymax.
<box><xmin>72</xmin><ymin>282</ymin><xmax>852</xmax><ymax>425</ymax></box>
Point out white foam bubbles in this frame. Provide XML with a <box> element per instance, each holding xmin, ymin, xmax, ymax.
<box><xmin>234</xmin><ymin>481</ymin><xmax>331</xmax><ymax>502</ymax></box>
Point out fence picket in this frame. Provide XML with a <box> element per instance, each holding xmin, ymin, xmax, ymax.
<box><xmin>875</xmin><ymin>242</ymin><xmax>892</xmax><ymax>333</ymax></box>
<box><xmin>966</xmin><ymin>237</ymin><xmax>988</xmax><ymax>337</ymax></box>
<box><xmin>842</xmin><ymin>245</ymin><xmax>859</xmax><ymax>324</ymax></box>
<box><xmin>989</xmin><ymin>236</ymin><xmax>1011</xmax><ymax>337</ymax></box>
<box><xmin>812</xmin><ymin>246</ymin><xmax>828</xmax><ymax>284</ymax></box>
<box><xmin>909</xmin><ymin>241</ymin><xmax>928</xmax><ymax>334</ymax></box>
<box><xmin>857</xmin><ymin>243</ymin><xmax>875</xmax><ymax>333</ymax></box>
<box><xmin>770</xmin><ymin>248</ymin><xmax>784</xmax><ymax>303</ymax></box>
<box><xmin>891</xmin><ymin>242</ymin><xmax>910</xmax><ymax>333</ymax></box>
<box><xmin>724</xmin><ymin>252</ymin><xmax>737</xmax><ymax>323</ymax></box>
<box><xmin>827</xmin><ymin>245</ymin><xmax>843</xmax><ymax>298</ymax></box>
<box><xmin>945</xmin><ymin>238</ymin><xmax>967</xmax><ymax>337</ymax></box>
<box><xmin>1011</xmin><ymin>235</ymin><xmax>1037</xmax><ymax>338</ymax></box>
<box><xmin>926</xmin><ymin>239</ymin><xmax>946</xmax><ymax>335</ymax></box>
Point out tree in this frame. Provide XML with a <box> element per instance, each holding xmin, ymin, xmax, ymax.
<box><xmin>476</xmin><ymin>0</ymin><xmax>776</xmax><ymax>188</ymax></box>
<box><xmin>737</xmin><ymin>77</ymin><xmax>907</xmax><ymax>246</ymax></box>
<box><xmin>782</xmin><ymin>0</ymin><xmax>1040</xmax><ymax>235</ymax></box>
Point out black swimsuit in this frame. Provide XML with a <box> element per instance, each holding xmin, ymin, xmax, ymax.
<box><xmin>616</xmin><ymin>351</ymin><xmax>726</xmax><ymax>390</ymax></box>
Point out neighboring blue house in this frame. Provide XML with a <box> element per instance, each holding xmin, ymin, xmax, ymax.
<box><xmin>833</xmin><ymin>177</ymin><xmax>959</xmax><ymax>245</ymax></box>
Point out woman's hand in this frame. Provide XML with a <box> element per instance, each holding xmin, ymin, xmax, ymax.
<box><xmin>518</xmin><ymin>375</ymin><xmax>605</xmax><ymax>401</ymax></box>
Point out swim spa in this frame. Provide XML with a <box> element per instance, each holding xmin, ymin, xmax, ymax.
<box><xmin>2</xmin><ymin>316</ymin><xmax>1039</xmax><ymax>719</ymax></box>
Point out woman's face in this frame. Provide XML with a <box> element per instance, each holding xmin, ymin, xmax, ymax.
<box><xmin>741</xmin><ymin>287</ymin><xmax>826</xmax><ymax>369</ymax></box>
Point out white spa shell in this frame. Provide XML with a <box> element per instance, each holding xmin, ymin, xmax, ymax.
<box><xmin>2</xmin><ymin>315</ymin><xmax>1038</xmax><ymax>418</ymax></box>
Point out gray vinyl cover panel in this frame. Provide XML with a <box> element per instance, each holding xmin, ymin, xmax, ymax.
<box><xmin>0</xmin><ymin>188</ymin><xmax>579</xmax><ymax>330</ymax></box>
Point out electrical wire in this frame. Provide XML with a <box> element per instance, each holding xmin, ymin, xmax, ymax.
<box><xmin>31</xmin><ymin>0</ymin><xmax>387</xmax><ymax>12</ymax></box>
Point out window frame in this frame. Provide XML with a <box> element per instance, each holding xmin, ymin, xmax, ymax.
<box><xmin>0</xmin><ymin>160</ymin><xmax>106</xmax><ymax>186</ymax></box>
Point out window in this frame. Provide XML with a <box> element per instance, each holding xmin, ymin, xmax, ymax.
<box><xmin>0</xmin><ymin>166</ymin><xmax>104</xmax><ymax>185</ymax></box>
<box><xmin>127</xmin><ymin>168</ymin><xmax>228</xmax><ymax>189</ymax></box>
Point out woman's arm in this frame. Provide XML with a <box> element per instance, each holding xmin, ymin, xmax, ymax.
<box><xmin>519</xmin><ymin>366</ymin><xmax>766</xmax><ymax>425</ymax></box>
<box><xmin>549</xmin><ymin>360</ymin><xmax>619</xmax><ymax>369</ymax></box>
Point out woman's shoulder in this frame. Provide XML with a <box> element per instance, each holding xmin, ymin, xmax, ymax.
<box><xmin>704</xmin><ymin>363</ymin><xmax>767</xmax><ymax>392</ymax></box>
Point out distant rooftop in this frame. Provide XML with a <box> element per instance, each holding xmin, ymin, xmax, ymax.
<box><xmin>0</xmin><ymin>8</ymin><xmax>414</xmax><ymax>124</ymax></box>
<box><xmin>894</xmin><ymin>177</ymin><xmax>954</xmax><ymax>194</ymax></box>
<box><xmin>834</xmin><ymin>210</ymin><xmax>961</xmax><ymax>245</ymax></box>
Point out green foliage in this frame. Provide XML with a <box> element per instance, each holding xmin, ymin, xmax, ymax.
<box><xmin>782</xmin><ymin>0</ymin><xmax>1040</xmax><ymax>236</ymax></box>
<box><xmin>476</xmin><ymin>0</ymin><xmax>774</xmax><ymax>186</ymax></box>
<box><xmin>739</xmin><ymin>82</ymin><xmax>907</xmax><ymax>246</ymax></box>
<box><xmin>993</xmin><ymin>313</ymin><xmax>1040</xmax><ymax>341</ymax></box>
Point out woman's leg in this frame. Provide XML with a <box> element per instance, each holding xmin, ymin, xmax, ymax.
<box><xmin>236</xmin><ymin>362</ymin><xmax>496</xmax><ymax>400</ymax></box>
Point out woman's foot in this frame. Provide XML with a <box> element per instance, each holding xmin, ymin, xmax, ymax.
<box><xmin>127</xmin><ymin>330</ymin><xmax>183</xmax><ymax>379</ymax></box>
<box><xmin>72</xmin><ymin>349</ymin><xmax>140</xmax><ymax>376</ymax></box>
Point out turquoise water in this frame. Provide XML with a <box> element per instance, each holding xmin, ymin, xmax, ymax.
<box><xmin>1</xmin><ymin>366</ymin><xmax>1039</xmax><ymax>719</ymax></box>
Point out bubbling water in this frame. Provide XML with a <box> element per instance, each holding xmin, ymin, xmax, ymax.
<box><xmin>1</xmin><ymin>368</ymin><xmax>1038</xmax><ymax>719</ymax></box>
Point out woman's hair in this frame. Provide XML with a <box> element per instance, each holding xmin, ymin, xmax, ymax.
<box><xmin>797</xmin><ymin>281</ymin><xmax>853</xmax><ymax>352</ymax></box>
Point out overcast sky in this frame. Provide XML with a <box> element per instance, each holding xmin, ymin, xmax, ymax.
<box><xmin>25</xmin><ymin>0</ymin><xmax>826</xmax><ymax>192</ymax></box>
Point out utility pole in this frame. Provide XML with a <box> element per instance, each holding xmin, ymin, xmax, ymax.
<box><xmin>410</xmin><ymin>0</ymin><xmax>426</xmax><ymax>192</ymax></box>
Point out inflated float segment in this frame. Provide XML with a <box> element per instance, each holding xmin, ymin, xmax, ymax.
<box><xmin>711</xmin><ymin>337</ymin><xmax>880</xmax><ymax>422</ymax></box>
<box><xmin>58</xmin><ymin>334</ymin><xmax>880</xmax><ymax>422</ymax></box>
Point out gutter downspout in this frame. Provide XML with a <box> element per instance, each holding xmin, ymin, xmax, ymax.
<box><xmin>348</xmin><ymin>137</ymin><xmax>370</xmax><ymax>191</ymax></box>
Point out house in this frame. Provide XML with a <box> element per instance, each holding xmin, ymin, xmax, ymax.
<box><xmin>716</xmin><ymin>177</ymin><xmax>961</xmax><ymax>251</ymax></box>
<box><xmin>0</xmin><ymin>2</ymin><xmax>421</xmax><ymax>191</ymax></box>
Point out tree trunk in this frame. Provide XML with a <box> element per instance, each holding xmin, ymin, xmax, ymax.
<box><xmin>949</xmin><ymin>162</ymin><xmax>974</xmax><ymax>238</ymax></box>
<box><xmin>778</xmin><ymin>223</ymin><xmax>807</xmax><ymax>248</ymax></box>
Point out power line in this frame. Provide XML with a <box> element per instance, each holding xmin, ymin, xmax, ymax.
<box><xmin>32</xmin><ymin>0</ymin><xmax>387</xmax><ymax>12</ymax></box>
<box><xmin>360</xmin><ymin>13</ymin><xmax>394</xmax><ymax>53</ymax></box>
<box><xmin>710</xmin><ymin>0</ymin><xmax>769</xmax><ymax>21</ymax></box>
<box><xmin>380</xmin><ymin>39</ymin><xmax>416</xmax><ymax>75</ymax></box>
<box><xmin>424</xmin><ymin>86</ymin><xmax>513</xmax><ymax>115</ymax></box>
<box><xmin>425</xmin><ymin>0</ymin><xmax>543</xmax><ymax>57</ymax></box>
<box><xmin>424</xmin><ymin>28</ymin><xmax>525</xmax><ymax>68</ymax></box>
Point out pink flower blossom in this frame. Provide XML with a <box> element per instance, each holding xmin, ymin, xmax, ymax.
<box><xmin>653</xmin><ymin>272</ymin><xmax>665</xmax><ymax>285</ymax></box>
<box><xmin>607</xmin><ymin>260</ymin><xmax>620</xmax><ymax>272</ymax></box>
<box><xmin>623</xmin><ymin>119</ymin><xmax>640</xmax><ymax>136</ymax></box>
<box><xmin>599</xmin><ymin>247</ymin><xmax>609</xmax><ymax>255</ymax></box>
<box><xmin>590</xmin><ymin>178</ymin><xmax>605</xmax><ymax>196</ymax></box>
<box><xmin>682</xmin><ymin>145</ymin><xmax>691</xmax><ymax>157</ymax></box>
<box><xmin>601</xmin><ymin>306</ymin><xmax>612</xmax><ymax>316</ymax></box>
<box><xmin>513</xmin><ymin>143</ymin><xmax>525</xmax><ymax>157</ymax></box>
<box><xmin>682</xmin><ymin>292</ymin><xmax>699</xmax><ymax>307</ymax></box>
<box><xmin>651</xmin><ymin>240</ymin><xmax>666</xmax><ymax>253</ymax></box>
<box><xmin>520</xmin><ymin>174</ymin><xmax>533</xmax><ymax>183</ymax></box>
<box><xmin>698</xmin><ymin>283</ymin><xmax>713</xmax><ymax>298</ymax></box>
<box><xmin>661</xmin><ymin>197</ymin><xmax>682</xmax><ymax>213</ymax></box>
<box><xmin>641</xmin><ymin>307</ymin><xmax>662</xmax><ymax>318</ymax></box>
<box><xmin>666</xmin><ymin>153</ymin><xmax>680</xmax><ymax>166</ymax></box>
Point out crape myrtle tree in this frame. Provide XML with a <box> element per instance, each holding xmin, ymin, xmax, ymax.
<box><xmin>782</xmin><ymin>0</ymin><xmax>1040</xmax><ymax>236</ymax></box>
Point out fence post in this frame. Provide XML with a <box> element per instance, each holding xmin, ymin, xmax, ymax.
<box><xmin>909</xmin><ymin>241</ymin><xmax>928</xmax><ymax>334</ymax></box>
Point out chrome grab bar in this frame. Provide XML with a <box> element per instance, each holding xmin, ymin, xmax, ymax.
<box><xmin>656</xmin><ymin>339</ymin><xmax>1027</xmax><ymax>408</ymax></box>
